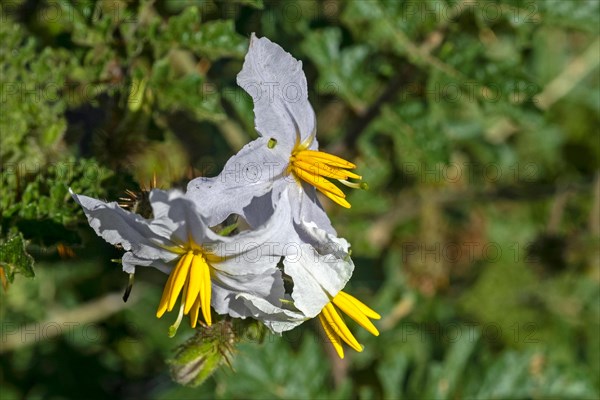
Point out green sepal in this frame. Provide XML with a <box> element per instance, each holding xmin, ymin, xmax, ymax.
<box><xmin>168</xmin><ymin>320</ymin><xmax>237</xmax><ymax>387</ymax></box>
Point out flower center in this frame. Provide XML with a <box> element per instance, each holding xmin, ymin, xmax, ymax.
<box><xmin>156</xmin><ymin>248</ymin><xmax>212</xmax><ymax>337</ymax></box>
<box><xmin>318</xmin><ymin>291</ymin><xmax>380</xmax><ymax>359</ymax></box>
<box><xmin>288</xmin><ymin>147</ymin><xmax>365</xmax><ymax>209</ymax></box>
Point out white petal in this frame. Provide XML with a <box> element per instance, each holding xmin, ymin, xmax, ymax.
<box><xmin>237</xmin><ymin>34</ymin><xmax>317</xmax><ymax>151</ymax></box>
<box><xmin>282</xmin><ymin>238</ymin><xmax>354</xmax><ymax>318</ymax></box>
<box><xmin>71</xmin><ymin>190</ymin><xmax>175</xmax><ymax>262</ymax></box>
<box><xmin>208</xmin><ymin>188</ymin><xmax>293</xmax><ymax>271</ymax></box>
<box><xmin>299</xmin><ymin>219</ymin><xmax>350</xmax><ymax>256</ymax></box>
<box><xmin>147</xmin><ymin>189</ymin><xmax>187</xmax><ymax>242</ymax></box>
<box><xmin>121</xmin><ymin>251</ymin><xmax>173</xmax><ymax>274</ymax></box>
<box><xmin>149</xmin><ymin>189</ymin><xmax>220</xmax><ymax>247</ymax></box>
<box><xmin>186</xmin><ymin>137</ymin><xmax>286</xmax><ymax>228</ymax></box>
<box><xmin>235</xmin><ymin>292</ymin><xmax>307</xmax><ymax>333</ymax></box>
<box><xmin>289</xmin><ymin>182</ymin><xmax>336</xmax><ymax>235</ymax></box>
<box><xmin>211</xmin><ymin>268</ymin><xmax>285</xmax><ymax>319</ymax></box>
<box><xmin>204</xmin><ymin>189</ymin><xmax>309</xmax><ymax>331</ymax></box>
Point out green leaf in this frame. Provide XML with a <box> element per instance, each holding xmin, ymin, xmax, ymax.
<box><xmin>469</xmin><ymin>350</ymin><xmax>600</xmax><ymax>399</ymax></box>
<box><xmin>216</xmin><ymin>327</ymin><xmax>351</xmax><ymax>399</ymax></box>
<box><xmin>377</xmin><ymin>353</ymin><xmax>409</xmax><ymax>400</ymax></box>
<box><xmin>301</xmin><ymin>28</ymin><xmax>380</xmax><ymax>113</ymax></box>
<box><xmin>149</xmin><ymin>57</ymin><xmax>225</xmax><ymax>122</ymax></box>
<box><xmin>425</xmin><ymin>330</ymin><xmax>480</xmax><ymax>400</ymax></box>
<box><xmin>370</xmin><ymin>102</ymin><xmax>451</xmax><ymax>171</ymax></box>
<box><xmin>192</xmin><ymin>20</ymin><xmax>248</xmax><ymax>60</ymax></box>
<box><xmin>158</xmin><ymin>7</ymin><xmax>247</xmax><ymax>60</ymax></box>
<box><xmin>217</xmin><ymin>223</ymin><xmax>239</xmax><ymax>237</ymax></box>
<box><xmin>536</xmin><ymin>0</ymin><xmax>600</xmax><ymax>33</ymax></box>
<box><xmin>0</xmin><ymin>232</ymin><xmax>35</xmax><ymax>284</ymax></box>
<box><xmin>0</xmin><ymin>19</ymin><xmax>75</xmax><ymax>167</ymax></box>
<box><xmin>1</xmin><ymin>157</ymin><xmax>112</xmax><ymax>235</ymax></box>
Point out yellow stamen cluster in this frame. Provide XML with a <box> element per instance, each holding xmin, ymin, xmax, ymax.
<box><xmin>318</xmin><ymin>291</ymin><xmax>381</xmax><ymax>359</ymax></box>
<box><xmin>289</xmin><ymin>150</ymin><xmax>364</xmax><ymax>208</ymax></box>
<box><xmin>156</xmin><ymin>249</ymin><xmax>212</xmax><ymax>336</ymax></box>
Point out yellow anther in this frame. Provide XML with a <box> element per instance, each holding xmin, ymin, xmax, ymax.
<box><xmin>317</xmin><ymin>291</ymin><xmax>380</xmax><ymax>359</ymax></box>
<box><xmin>156</xmin><ymin>243</ymin><xmax>214</xmax><ymax>335</ymax></box>
<box><xmin>288</xmin><ymin>148</ymin><xmax>365</xmax><ymax>208</ymax></box>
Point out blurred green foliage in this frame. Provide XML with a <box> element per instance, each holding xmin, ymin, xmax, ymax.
<box><xmin>1</xmin><ymin>1</ymin><xmax>598</xmax><ymax>399</ymax></box>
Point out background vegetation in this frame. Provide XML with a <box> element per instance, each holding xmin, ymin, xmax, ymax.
<box><xmin>1</xmin><ymin>0</ymin><xmax>598</xmax><ymax>399</ymax></box>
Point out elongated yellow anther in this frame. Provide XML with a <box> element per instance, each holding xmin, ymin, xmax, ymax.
<box><xmin>189</xmin><ymin>295</ymin><xmax>202</xmax><ymax>328</ymax></box>
<box><xmin>199</xmin><ymin>255</ymin><xmax>212</xmax><ymax>326</ymax></box>
<box><xmin>156</xmin><ymin>243</ymin><xmax>214</xmax><ymax>331</ymax></box>
<box><xmin>295</xmin><ymin>150</ymin><xmax>356</xmax><ymax>168</ymax></box>
<box><xmin>319</xmin><ymin>313</ymin><xmax>344</xmax><ymax>359</ymax></box>
<box><xmin>184</xmin><ymin>255</ymin><xmax>202</xmax><ymax>314</ymax></box>
<box><xmin>317</xmin><ymin>291</ymin><xmax>380</xmax><ymax>359</ymax></box>
<box><xmin>323</xmin><ymin>303</ymin><xmax>362</xmax><ymax>352</ymax></box>
<box><xmin>300</xmin><ymin>175</ymin><xmax>349</xmax><ymax>208</ymax></box>
<box><xmin>294</xmin><ymin>160</ymin><xmax>361</xmax><ymax>181</ymax></box>
<box><xmin>332</xmin><ymin>293</ymin><xmax>379</xmax><ymax>336</ymax></box>
<box><xmin>338</xmin><ymin>291</ymin><xmax>381</xmax><ymax>319</ymax></box>
<box><xmin>318</xmin><ymin>188</ymin><xmax>351</xmax><ymax>209</ymax></box>
<box><xmin>289</xmin><ymin>147</ymin><xmax>365</xmax><ymax>208</ymax></box>
<box><xmin>156</xmin><ymin>260</ymin><xmax>179</xmax><ymax>318</ymax></box>
<box><xmin>294</xmin><ymin>160</ymin><xmax>349</xmax><ymax>180</ymax></box>
<box><xmin>157</xmin><ymin>252</ymin><xmax>193</xmax><ymax>317</ymax></box>
<box><xmin>168</xmin><ymin>252</ymin><xmax>194</xmax><ymax>311</ymax></box>
<box><xmin>294</xmin><ymin>169</ymin><xmax>346</xmax><ymax>199</ymax></box>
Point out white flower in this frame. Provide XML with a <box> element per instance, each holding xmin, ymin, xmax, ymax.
<box><xmin>186</xmin><ymin>33</ymin><xmax>365</xmax><ymax>234</ymax></box>
<box><xmin>238</xmin><ymin>208</ymin><xmax>381</xmax><ymax>359</ymax></box>
<box><xmin>70</xmin><ymin>188</ymin><xmax>292</xmax><ymax>336</ymax></box>
<box><xmin>184</xmin><ymin>36</ymin><xmax>380</xmax><ymax>356</ymax></box>
<box><xmin>235</xmin><ymin>199</ymin><xmax>355</xmax><ymax>333</ymax></box>
<box><xmin>276</xmin><ymin>211</ymin><xmax>380</xmax><ymax>359</ymax></box>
